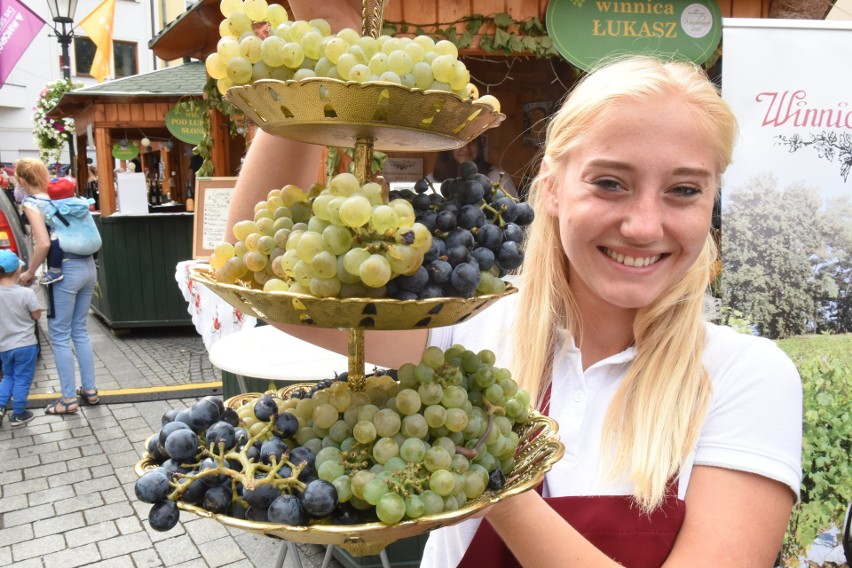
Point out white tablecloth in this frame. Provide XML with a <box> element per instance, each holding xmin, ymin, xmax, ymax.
<box><xmin>175</xmin><ymin>260</ymin><xmax>256</xmax><ymax>351</ymax></box>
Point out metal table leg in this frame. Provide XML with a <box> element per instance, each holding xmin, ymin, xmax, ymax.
<box><xmin>273</xmin><ymin>541</ymin><xmax>304</xmax><ymax>568</ymax></box>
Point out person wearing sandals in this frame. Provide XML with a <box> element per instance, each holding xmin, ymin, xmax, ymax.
<box><xmin>14</xmin><ymin>159</ymin><xmax>99</xmax><ymax>415</ymax></box>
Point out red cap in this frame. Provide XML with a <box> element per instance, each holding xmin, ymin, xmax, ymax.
<box><xmin>48</xmin><ymin>177</ymin><xmax>76</xmax><ymax>199</ymax></box>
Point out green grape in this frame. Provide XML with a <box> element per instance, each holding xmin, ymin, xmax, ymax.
<box><xmin>295</xmin><ymin>230</ymin><xmax>323</xmax><ymax>262</ymax></box>
<box><xmin>289</xmin><ymin>20</ymin><xmax>315</xmax><ymax>41</ymax></box>
<box><xmin>348</xmin><ymin>45</ymin><xmax>368</xmax><ymax>65</ymax></box>
<box><xmin>335</xmin><ymin>53</ymin><xmax>357</xmax><ymax>80</ymax></box>
<box><xmin>213</xmin><ymin>241</ymin><xmax>235</xmax><ymax>258</ymax></box>
<box><xmin>404</xmin><ymin>494</ymin><xmax>425</xmax><ymax>519</ymax></box>
<box><xmin>399</xmin><ymin>437</ymin><xmax>426</xmax><ymax>463</ymax></box>
<box><xmin>445</xmin><ymin>408</ymin><xmax>468</xmax><ymax>433</ymax></box>
<box><xmin>388</xmin><ymin>199</ymin><xmax>415</xmax><ymax>226</ymax></box>
<box><xmin>253</xmin><ymin>208</ymin><xmax>273</xmax><ymax>222</ymax></box>
<box><xmin>241</xmin><ymin>250</ymin><xmax>266</xmax><ymax>272</ymax></box>
<box><xmin>293</xmin><ymin>259</ymin><xmax>313</xmax><ymax>287</ymax></box>
<box><xmin>363</xmin><ymin>477</ymin><xmax>390</xmax><ymax>505</ymax></box>
<box><xmin>394</xmin><ymin>389</ymin><xmax>422</xmax><ymax>416</ymax></box>
<box><xmin>378</xmin><ymin>71</ymin><xmax>401</xmax><ymax>84</ymax></box>
<box><xmin>422</xmin><ymin>346</ymin><xmax>445</xmax><ymax>369</ymax></box>
<box><xmin>383</xmin><ymin>456</ymin><xmax>406</xmax><ymax>472</ymax></box>
<box><xmin>217</xmin><ymin>36</ymin><xmax>241</xmax><ymax>61</ymax></box>
<box><xmin>312</xmin><ymin>403</ymin><xmax>339</xmax><ymax>429</ymax></box>
<box><xmin>418</xmin><ymin>382</ymin><xmax>442</xmax><ymax>406</ymax></box>
<box><xmin>311</xmin><ymin>193</ymin><xmax>334</xmax><ymax>220</ymax></box>
<box><xmin>309</xmin><ymin>276</ymin><xmax>341</xmax><ymax>297</ymax></box>
<box><xmin>397</xmin><ymin>363</ymin><xmax>417</xmax><ymax>389</ymax></box>
<box><xmin>423</xmin><ymin>404</ymin><xmax>447</xmax><ymax>428</ymax></box>
<box><xmin>420</xmin><ymin>490</ymin><xmax>443</xmax><ymax>515</ymax></box>
<box><xmin>329</xmin><ymin>172</ymin><xmax>359</xmax><ymax>197</ymax></box>
<box><xmin>281</xmin><ymin>42</ymin><xmax>305</xmax><ymax>69</ymax></box>
<box><xmin>343</xmin><ymin>247</ymin><xmax>370</xmax><ymax>276</ymax></box>
<box><xmin>252</xmin><ymin>61</ymin><xmax>274</xmax><ymax>80</ymax></box>
<box><xmin>433</xmin><ymin>436</ymin><xmax>457</xmax><ymax>456</ymax></box>
<box><xmin>451</xmin><ymin>453</ymin><xmax>470</xmax><ymax>474</ymax></box>
<box><xmin>359</xmin><ymin>254</ymin><xmax>392</xmax><ymax>288</ymax></box>
<box><xmin>266</xmin><ymin>3</ymin><xmax>288</xmax><ymax>26</ymax></box>
<box><xmin>324</xmin><ymin>37</ymin><xmax>349</xmax><ymax>64</ymax></box>
<box><xmin>485</xmin><ymin>383</ymin><xmax>505</xmax><ymax>405</ymax></box>
<box><xmin>243</xmin><ymin>0</ymin><xmax>268</xmax><ymax>21</ymax></box>
<box><xmin>423</xmin><ymin>446</ymin><xmax>452</xmax><ymax>473</ymax></box>
<box><xmin>318</xmin><ymin>460</ymin><xmax>345</xmax><ymax>482</ymax></box>
<box><xmin>356</xmin><ymin>36</ymin><xmax>378</xmax><ymax>58</ymax></box>
<box><xmin>429</xmin><ymin>469</ymin><xmax>455</xmax><ymax>496</ymax></box>
<box><xmin>228</xmin><ymin>10</ymin><xmax>252</xmax><ymax>35</ymax></box>
<box><xmin>412</xmin><ymin>61</ymin><xmax>434</xmax><ymax>90</ymax></box>
<box><xmin>369</xmin><ymin>52</ymin><xmax>389</xmax><ymax>76</ymax></box>
<box><xmin>440</xmin><ymin>385</ymin><xmax>467</xmax><ymax>409</ymax></box>
<box><xmin>256</xmin><ymin>235</ymin><xmax>275</xmax><ymax>255</ymax></box>
<box><xmin>293</xmin><ymin>68</ymin><xmax>315</xmax><ymax>80</ymax></box>
<box><xmin>353</xmin><ymin>419</ymin><xmax>377</xmax><ymax>444</ymax></box>
<box><xmin>261</xmin><ymin>35</ymin><xmax>286</xmax><ymax>67</ymax></box>
<box><xmin>413</xmin><ymin>35</ymin><xmax>436</xmax><ymax>52</ymax></box>
<box><xmin>400</xmin><ymin>73</ymin><xmax>416</xmax><ymax>89</ymax></box>
<box><xmin>273</xmin><ymin>21</ymin><xmax>292</xmax><ymax>41</ymax></box>
<box><xmin>263</xmin><ymin>278</ymin><xmax>289</xmax><ymax>292</ymax></box>
<box><xmin>381</xmin><ymin>37</ymin><xmax>403</xmax><ymax>55</ymax></box>
<box><xmin>309</xmin><ymin>18</ymin><xmax>331</xmax><ymax>36</ymax></box>
<box><xmin>337</xmin><ymin>256</ymin><xmax>362</xmax><ymax>285</ymax></box>
<box><xmin>239</xmin><ymin>35</ymin><xmax>263</xmax><ymax>63</ymax></box>
<box><xmin>372</xmin><ymin>408</ymin><xmax>401</xmax><ymax>438</ymax></box>
<box><xmin>401</xmin><ymin>414</ymin><xmax>428</xmax><ymax>440</ymax></box>
<box><xmin>376</xmin><ymin>492</ymin><xmax>405</xmax><ymax>524</ymax></box>
<box><xmin>431</xmin><ymin>54</ymin><xmax>457</xmax><ymax>84</ymax></box>
<box><xmin>333</xmin><ymin>475</ymin><xmax>353</xmax><ymax>503</ymax></box>
<box><xmin>415</xmin><ymin>362</ymin><xmax>436</xmax><ymax>384</ymax></box>
<box><xmin>500</xmin><ymin>378</ymin><xmax>519</xmax><ymax>397</ymax></box>
<box><xmin>205</xmin><ymin>53</ymin><xmax>228</xmax><ymax>79</ymax></box>
<box><xmin>216</xmin><ymin>77</ymin><xmax>233</xmax><ymax>95</ymax></box>
<box><xmin>338</xmin><ymin>195</ymin><xmax>372</xmax><ymax>228</ymax></box>
<box><xmin>314</xmin><ymin>56</ymin><xmax>334</xmax><ymax>77</ymax></box>
<box><xmin>226</xmin><ymin>55</ymin><xmax>253</xmax><ymax>84</ymax></box>
<box><xmin>300</xmin><ymin>30</ymin><xmax>323</xmax><ymax>60</ymax></box>
<box><xmin>435</xmin><ymin>39</ymin><xmax>459</xmax><ymax>58</ymax></box>
<box><xmin>310</xmin><ymin>250</ymin><xmax>337</xmax><ymax>279</ymax></box>
<box><xmin>220</xmin><ymin>0</ymin><xmax>243</xmax><ymax>18</ymax></box>
<box><xmin>370</xmin><ymin>205</ymin><xmax>400</xmax><ymax>234</ymax></box>
<box><xmin>387</xmin><ymin>50</ymin><xmax>414</xmax><ymax>75</ymax></box>
<box><xmin>372</xmin><ymin>437</ymin><xmax>399</xmax><ymax>465</ymax></box>
<box><xmin>349</xmin><ymin>64</ymin><xmax>370</xmax><ymax>83</ymax></box>
<box><xmin>450</xmin><ymin>60</ymin><xmax>470</xmax><ymax>91</ymax></box>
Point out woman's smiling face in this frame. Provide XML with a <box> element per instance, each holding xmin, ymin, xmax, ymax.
<box><xmin>544</xmin><ymin>98</ymin><xmax>719</xmax><ymax>315</ymax></box>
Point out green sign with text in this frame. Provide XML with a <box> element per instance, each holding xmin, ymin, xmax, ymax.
<box><xmin>546</xmin><ymin>0</ymin><xmax>722</xmax><ymax>71</ymax></box>
<box><xmin>166</xmin><ymin>104</ymin><xmax>205</xmax><ymax>145</ymax></box>
<box><xmin>111</xmin><ymin>144</ymin><xmax>139</xmax><ymax>161</ymax></box>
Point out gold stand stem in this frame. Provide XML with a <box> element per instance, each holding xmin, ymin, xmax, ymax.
<box><xmin>361</xmin><ymin>0</ymin><xmax>387</xmax><ymax>39</ymax></box>
<box><xmin>353</xmin><ymin>137</ymin><xmax>374</xmax><ymax>185</ymax></box>
<box><xmin>347</xmin><ymin>328</ymin><xmax>366</xmax><ymax>391</ymax></box>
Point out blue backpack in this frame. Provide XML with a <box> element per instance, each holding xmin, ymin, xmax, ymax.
<box><xmin>27</xmin><ymin>196</ymin><xmax>102</xmax><ymax>256</ymax></box>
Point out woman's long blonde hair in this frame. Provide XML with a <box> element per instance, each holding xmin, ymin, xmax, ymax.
<box><xmin>14</xmin><ymin>158</ymin><xmax>50</xmax><ymax>193</ymax></box>
<box><xmin>514</xmin><ymin>56</ymin><xmax>737</xmax><ymax>512</ymax></box>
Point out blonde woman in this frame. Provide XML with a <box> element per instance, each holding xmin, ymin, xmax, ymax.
<box><xmin>15</xmin><ymin>158</ymin><xmax>99</xmax><ymax>415</ymax></box>
<box><xmin>226</xmin><ymin>3</ymin><xmax>801</xmax><ymax>566</ymax></box>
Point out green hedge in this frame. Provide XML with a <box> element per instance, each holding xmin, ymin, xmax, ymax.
<box><xmin>777</xmin><ymin>336</ymin><xmax>852</xmax><ymax>565</ymax></box>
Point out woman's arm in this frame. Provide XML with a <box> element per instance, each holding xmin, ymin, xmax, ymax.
<box><xmin>20</xmin><ymin>206</ymin><xmax>50</xmax><ymax>286</ymax></box>
<box><xmin>484</xmin><ymin>466</ymin><xmax>794</xmax><ymax>567</ymax></box>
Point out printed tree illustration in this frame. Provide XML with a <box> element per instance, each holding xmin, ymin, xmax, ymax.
<box><xmin>775</xmin><ymin>131</ymin><xmax>852</xmax><ymax>182</ymax></box>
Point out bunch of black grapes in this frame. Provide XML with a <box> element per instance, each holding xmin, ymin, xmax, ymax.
<box><xmin>387</xmin><ymin>160</ymin><xmax>534</xmax><ymax>300</ymax></box>
<box><xmin>134</xmin><ymin>394</ymin><xmax>350</xmax><ymax>533</ymax></box>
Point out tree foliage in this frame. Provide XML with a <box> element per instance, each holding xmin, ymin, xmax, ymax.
<box><xmin>721</xmin><ymin>174</ymin><xmax>843</xmax><ymax>339</ymax></box>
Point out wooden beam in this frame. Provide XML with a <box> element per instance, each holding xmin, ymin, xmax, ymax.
<box><xmin>94</xmin><ymin>127</ymin><xmax>115</xmax><ymax>216</ymax></box>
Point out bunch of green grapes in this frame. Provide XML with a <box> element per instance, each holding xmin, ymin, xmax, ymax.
<box><xmin>206</xmin><ymin>0</ymin><xmax>491</xmax><ymax>104</ymax></box>
<box><xmin>210</xmin><ymin>173</ymin><xmax>433</xmax><ymax>297</ymax></box>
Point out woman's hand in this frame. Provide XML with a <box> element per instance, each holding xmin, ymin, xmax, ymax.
<box><xmin>19</xmin><ymin>269</ymin><xmax>35</xmax><ymax>286</ymax></box>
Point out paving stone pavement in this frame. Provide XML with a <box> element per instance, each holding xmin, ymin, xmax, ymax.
<box><xmin>0</xmin><ymin>312</ymin><xmax>349</xmax><ymax>568</ymax></box>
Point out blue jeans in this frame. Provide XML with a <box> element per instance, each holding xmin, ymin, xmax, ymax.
<box><xmin>0</xmin><ymin>344</ymin><xmax>39</xmax><ymax>415</ymax></box>
<box><xmin>49</xmin><ymin>255</ymin><xmax>96</xmax><ymax>400</ymax></box>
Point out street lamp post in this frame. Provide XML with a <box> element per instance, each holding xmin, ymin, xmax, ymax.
<box><xmin>45</xmin><ymin>0</ymin><xmax>79</xmax><ymax>178</ymax></box>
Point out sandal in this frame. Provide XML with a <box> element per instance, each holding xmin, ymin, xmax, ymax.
<box><xmin>77</xmin><ymin>387</ymin><xmax>100</xmax><ymax>405</ymax></box>
<box><xmin>45</xmin><ymin>399</ymin><xmax>79</xmax><ymax>415</ymax></box>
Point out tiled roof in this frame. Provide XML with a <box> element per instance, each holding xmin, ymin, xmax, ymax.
<box><xmin>64</xmin><ymin>61</ymin><xmax>206</xmax><ymax>98</ymax></box>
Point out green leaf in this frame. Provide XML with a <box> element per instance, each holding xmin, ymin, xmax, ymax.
<box><xmin>493</xmin><ymin>13</ymin><xmax>514</xmax><ymax>28</ymax></box>
<box><xmin>493</xmin><ymin>28</ymin><xmax>511</xmax><ymax>49</ymax></box>
<box><xmin>509</xmin><ymin>36</ymin><xmax>525</xmax><ymax>53</ymax></box>
<box><xmin>459</xmin><ymin>30</ymin><xmax>474</xmax><ymax>49</ymax></box>
<box><xmin>466</xmin><ymin>17</ymin><xmax>484</xmax><ymax>34</ymax></box>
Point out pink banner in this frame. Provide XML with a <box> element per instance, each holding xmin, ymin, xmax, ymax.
<box><xmin>0</xmin><ymin>0</ymin><xmax>46</xmax><ymax>88</ymax></box>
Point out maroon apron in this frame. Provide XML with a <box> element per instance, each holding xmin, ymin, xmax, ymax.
<box><xmin>457</xmin><ymin>383</ymin><xmax>686</xmax><ymax>568</ymax></box>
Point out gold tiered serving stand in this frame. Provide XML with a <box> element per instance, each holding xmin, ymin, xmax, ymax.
<box><xmin>135</xmin><ymin>0</ymin><xmax>564</xmax><ymax>559</ymax></box>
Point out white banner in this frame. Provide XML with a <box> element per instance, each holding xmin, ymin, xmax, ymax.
<box><xmin>720</xmin><ymin>19</ymin><xmax>852</xmax><ymax>339</ymax></box>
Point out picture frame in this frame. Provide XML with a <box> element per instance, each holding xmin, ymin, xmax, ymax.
<box><xmin>523</xmin><ymin>101</ymin><xmax>555</xmax><ymax>146</ymax></box>
<box><xmin>192</xmin><ymin>177</ymin><xmax>238</xmax><ymax>259</ymax></box>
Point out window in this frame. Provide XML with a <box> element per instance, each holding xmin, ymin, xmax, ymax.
<box><xmin>114</xmin><ymin>41</ymin><xmax>138</xmax><ymax>78</ymax></box>
<box><xmin>73</xmin><ymin>37</ymin><xmax>138</xmax><ymax>78</ymax></box>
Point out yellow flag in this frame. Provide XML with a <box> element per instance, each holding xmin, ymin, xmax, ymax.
<box><xmin>78</xmin><ymin>0</ymin><xmax>116</xmax><ymax>83</ymax></box>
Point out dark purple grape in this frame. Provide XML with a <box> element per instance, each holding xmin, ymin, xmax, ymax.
<box><xmin>189</xmin><ymin>399</ymin><xmax>220</xmax><ymax>431</ymax></box>
<box><xmin>419</xmin><ymin>209</ymin><xmax>438</xmax><ymax>233</ymax></box>
<box><xmin>272</xmin><ymin>412</ymin><xmax>299</xmax><ymax>439</ymax></box>
<box><xmin>445</xmin><ymin>228</ymin><xmax>474</xmax><ymax>250</ymax></box>
<box><xmin>458</xmin><ymin>180</ymin><xmax>485</xmax><ymax>205</ymax></box>
<box><xmin>395</xmin><ymin>266</ymin><xmax>428</xmax><ymax>294</ymax></box>
<box><xmin>458</xmin><ymin>204</ymin><xmax>485</xmax><ymax>229</ymax></box>
<box><xmin>174</xmin><ymin>408</ymin><xmax>194</xmax><ymax>429</ymax></box>
<box><xmin>146</xmin><ymin>436</ymin><xmax>167</xmax><ymax>464</ymax></box>
<box><xmin>205</xmin><ymin>421</ymin><xmax>236</xmax><ymax>451</ymax></box>
<box><xmin>158</xmin><ymin>421</ymin><xmax>191</xmax><ymax>449</ymax></box>
<box><xmin>472</xmin><ymin>247</ymin><xmax>495</xmax><ymax>271</ymax></box>
<box><xmin>459</xmin><ymin>160</ymin><xmax>478</xmax><ymax>179</ymax></box>
<box><xmin>413</xmin><ymin>178</ymin><xmax>430</xmax><ymax>194</ymax></box>
<box><xmin>254</xmin><ymin>394</ymin><xmax>278</xmax><ymax>422</ymax></box>
<box><xmin>229</xmin><ymin>501</ymin><xmax>248</xmax><ymax>519</ymax></box>
<box><xmin>200</xmin><ymin>396</ymin><xmax>226</xmax><ymax>418</ymax></box>
<box><xmin>514</xmin><ymin>202</ymin><xmax>535</xmax><ymax>225</ymax></box>
<box><xmin>412</xmin><ymin>193</ymin><xmax>432</xmax><ymax>211</ymax></box>
<box><xmin>446</xmin><ymin>245</ymin><xmax>472</xmax><ymax>267</ymax></box>
<box><xmin>268</xmin><ymin>494</ymin><xmax>308</xmax><ymax>525</ymax></box>
<box><xmin>419</xmin><ymin>284</ymin><xmax>444</xmax><ymax>299</ymax></box>
<box><xmin>435</xmin><ymin>210</ymin><xmax>457</xmax><ymax>233</ymax></box>
<box><xmin>427</xmin><ymin>260</ymin><xmax>452</xmax><ymax>286</ymax></box>
<box><xmin>245</xmin><ymin>445</ymin><xmax>260</xmax><ymax>462</ymax></box>
<box><xmin>199</xmin><ymin>457</ymin><xmax>231</xmax><ymax>486</ymax></box>
<box><xmin>289</xmin><ymin>446</ymin><xmax>316</xmax><ymax>480</ymax></box>
<box><xmin>135</xmin><ymin>469</ymin><xmax>171</xmax><ymax>504</ymax></box>
<box><xmin>221</xmin><ymin>407</ymin><xmax>240</xmax><ymax>428</ymax></box>
<box><xmin>503</xmin><ymin>223</ymin><xmax>523</xmax><ymax>245</ymax></box>
<box><xmin>161</xmin><ymin>459</ymin><xmax>191</xmax><ymax>476</ymax></box>
<box><xmin>475</xmin><ymin>223</ymin><xmax>503</xmax><ymax>250</ymax></box>
<box><xmin>233</xmin><ymin>427</ymin><xmax>249</xmax><ymax>449</ymax></box>
<box><xmin>164</xmin><ymin>429</ymin><xmax>198</xmax><ymax>462</ymax></box>
<box><xmin>161</xmin><ymin>409</ymin><xmax>180</xmax><ymax>425</ymax></box>
<box><xmin>176</xmin><ymin>475</ymin><xmax>207</xmax><ymax>504</ymax></box>
<box><xmin>497</xmin><ymin>240</ymin><xmax>523</xmax><ymax>270</ymax></box>
<box><xmin>488</xmin><ymin>468</ymin><xmax>506</xmax><ymax>491</ymax></box>
<box><xmin>301</xmin><ymin>479</ymin><xmax>338</xmax><ymax>518</ymax></box>
<box><xmin>202</xmin><ymin>484</ymin><xmax>232</xmax><ymax>514</ymax></box>
<box><xmin>149</xmin><ymin>500</ymin><xmax>180</xmax><ymax>532</ymax></box>
<box><xmin>243</xmin><ymin>478</ymin><xmax>280</xmax><ymax>509</ymax></box>
<box><xmin>423</xmin><ymin>237</ymin><xmax>446</xmax><ymax>264</ymax></box>
<box><xmin>493</xmin><ymin>197</ymin><xmax>518</xmax><ymax>223</ymax></box>
<box><xmin>260</xmin><ymin>438</ymin><xmax>288</xmax><ymax>465</ymax></box>
<box><xmin>450</xmin><ymin>262</ymin><xmax>480</xmax><ymax>297</ymax></box>
<box><xmin>246</xmin><ymin>506</ymin><xmax>270</xmax><ymax>522</ymax></box>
